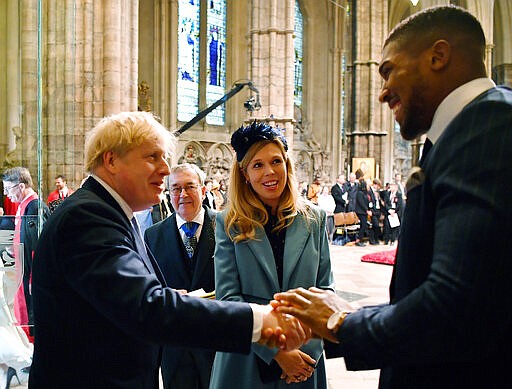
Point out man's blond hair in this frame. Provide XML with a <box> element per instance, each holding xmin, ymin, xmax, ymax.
<box><xmin>85</xmin><ymin>112</ymin><xmax>175</xmax><ymax>172</ymax></box>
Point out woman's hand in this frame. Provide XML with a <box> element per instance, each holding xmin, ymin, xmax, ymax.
<box><xmin>274</xmin><ymin>349</ymin><xmax>316</xmax><ymax>384</ymax></box>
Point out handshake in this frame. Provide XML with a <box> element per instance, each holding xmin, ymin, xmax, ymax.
<box><xmin>257</xmin><ymin>287</ymin><xmax>353</xmax><ymax>350</ymax></box>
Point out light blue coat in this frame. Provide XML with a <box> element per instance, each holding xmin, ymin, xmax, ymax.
<box><xmin>209</xmin><ymin>206</ymin><xmax>335</xmax><ymax>389</ymax></box>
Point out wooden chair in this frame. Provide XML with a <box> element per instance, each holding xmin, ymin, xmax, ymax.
<box><xmin>333</xmin><ymin>212</ymin><xmax>360</xmax><ymax>242</ymax></box>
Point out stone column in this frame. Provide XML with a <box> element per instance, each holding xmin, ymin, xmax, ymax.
<box><xmin>466</xmin><ymin>0</ymin><xmax>495</xmax><ymax>77</ymax></box>
<box><xmin>249</xmin><ymin>0</ymin><xmax>295</xmax><ymax>149</ymax></box>
<box><xmin>347</xmin><ymin>0</ymin><xmax>389</xmax><ymax>178</ymax></box>
<box><xmin>19</xmin><ymin>0</ymin><xmax>39</xmax><ymax>176</ymax></box>
<box><xmin>11</xmin><ymin>0</ymin><xmax>140</xmax><ymax>192</ymax></box>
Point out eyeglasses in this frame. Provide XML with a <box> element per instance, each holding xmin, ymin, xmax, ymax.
<box><xmin>170</xmin><ymin>184</ymin><xmax>201</xmax><ymax>195</ymax></box>
<box><xmin>3</xmin><ymin>183</ymin><xmax>20</xmax><ymax>194</ymax></box>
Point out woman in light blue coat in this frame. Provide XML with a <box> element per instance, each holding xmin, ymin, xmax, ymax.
<box><xmin>210</xmin><ymin>122</ymin><xmax>334</xmax><ymax>389</ymax></box>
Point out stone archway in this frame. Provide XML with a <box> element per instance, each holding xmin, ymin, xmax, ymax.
<box><xmin>205</xmin><ymin>143</ymin><xmax>233</xmax><ymax>182</ymax></box>
<box><xmin>178</xmin><ymin>141</ymin><xmax>207</xmax><ymax>169</ymax></box>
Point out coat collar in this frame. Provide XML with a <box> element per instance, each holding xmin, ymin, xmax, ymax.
<box><xmin>246</xmin><ymin>214</ymin><xmax>310</xmax><ymax>291</ymax></box>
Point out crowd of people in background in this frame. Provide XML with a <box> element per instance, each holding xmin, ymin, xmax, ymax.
<box><xmin>299</xmin><ymin>172</ymin><xmax>406</xmax><ymax>247</ymax></box>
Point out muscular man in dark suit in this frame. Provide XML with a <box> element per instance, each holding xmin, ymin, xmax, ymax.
<box><xmin>29</xmin><ymin>112</ymin><xmax>309</xmax><ymax>389</ymax></box>
<box><xmin>275</xmin><ymin>6</ymin><xmax>512</xmax><ymax>388</ymax></box>
<box><xmin>331</xmin><ymin>174</ymin><xmax>348</xmax><ymax>214</ymax></box>
<box><xmin>145</xmin><ymin>163</ymin><xmax>216</xmax><ymax>389</ymax></box>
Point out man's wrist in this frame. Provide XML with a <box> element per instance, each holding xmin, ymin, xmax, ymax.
<box><xmin>250</xmin><ymin>303</ymin><xmax>273</xmax><ymax>342</ymax></box>
<box><xmin>326</xmin><ymin>311</ymin><xmax>350</xmax><ymax>334</ymax></box>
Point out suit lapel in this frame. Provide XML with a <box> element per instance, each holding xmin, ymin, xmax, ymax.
<box><xmin>83</xmin><ymin>177</ymin><xmax>161</xmax><ymax>277</ymax></box>
<box><xmin>247</xmin><ymin>228</ymin><xmax>280</xmax><ymax>292</ymax></box>
<box><xmin>190</xmin><ymin>209</ymin><xmax>215</xmax><ymax>287</ymax></box>
<box><xmin>282</xmin><ymin>215</ymin><xmax>309</xmax><ymax>291</ymax></box>
<box><xmin>146</xmin><ymin>247</ymin><xmax>167</xmax><ymax>286</ymax></box>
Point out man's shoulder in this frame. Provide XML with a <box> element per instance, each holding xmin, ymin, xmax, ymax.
<box><xmin>146</xmin><ymin>213</ymin><xmax>176</xmax><ymax>235</ymax></box>
<box><xmin>47</xmin><ymin>190</ymin><xmax>59</xmax><ymax>201</ymax></box>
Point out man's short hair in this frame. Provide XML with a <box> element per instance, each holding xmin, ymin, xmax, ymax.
<box><xmin>85</xmin><ymin>111</ymin><xmax>175</xmax><ymax>172</ymax></box>
<box><xmin>3</xmin><ymin>167</ymin><xmax>33</xmax><ymax>188</ymax></box>
<box><xmin>170</xmin><ymin>163</ymin><xmax>206</xmax><ymax>185</ymax></box>
<box><xmin>385</xmin><ymin>5</ymin><xmax>485</xmax><ymax>59</ymax></box>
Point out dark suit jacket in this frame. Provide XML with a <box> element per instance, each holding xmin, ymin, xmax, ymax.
<box><xmin>354</xmin><ymin>189</ymin><xmax>369</xmax><ymax>215</ymax></box>
<box><xmin>19</xmin><ymin>198</ymin><xmax>49</xmax><ymax>328</ymax></box>
<box><xmin>202</xmin><ymin>191</ymin><xmax>215</xmax><ymax>210</ymax></box>
<box><xmin>326</xmin><ymin>86</ymin><xmax>512</xmax><ymax>388</ymax></box>
<box><xmin>368</xmin><ymin>188</ymin><xmax>382</xmax><ymax>215</ymax></box>
<box><xmin>331</xmin><ymin>183</ymin><xmax>348</xmax><ymax>213</ymax></box>
<box><xmin>30</xmin><ymin>177</ymin><xmax>252</xmax><ymax>389</ymax></box>
<box><xmin>144</xmin><ymin>206</ymin><xmax>216</xmax><ymax>384</ymax></box>
<box><xmin>346</xmin><ymin>182</ymin><xmax>358</xmax><ymax>212</ymax></box>
<box><xmin>383</xmin><ymin>191</ymin><xmax>403</xmax><ymax>221</ymax></box>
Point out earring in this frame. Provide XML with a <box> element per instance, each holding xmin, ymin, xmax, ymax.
<box><xmin>245</xmin><ymin>180</ymin><xmax>250</xmax><ymax>184</ymax></box>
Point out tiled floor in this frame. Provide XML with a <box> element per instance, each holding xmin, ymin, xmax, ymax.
<box><xmin>10</xmin><ymin>242</ymin><xmax>394</xmax><ymax>389</ymax></box>
<box><xmin>325</xmin><ymin>242</ymin><xmax>395</xmax><ymax>389</ymax></box>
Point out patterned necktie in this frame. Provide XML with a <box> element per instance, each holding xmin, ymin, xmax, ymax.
<box><xmin>181</xmin><ymin>222</ymin><xmax>199</xmax><ymax>258</ymax></box>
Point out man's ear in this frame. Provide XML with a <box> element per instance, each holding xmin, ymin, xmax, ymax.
<box><xmin>430</xmin><ymin>39</ymin><xmax>451</xmax><ymax>71</ymax></box>
<box><xmin>201</xmin><ymin>185</ymin><xmax>206</xmax><ymax>200</ymax></box>
<box><xmin>103</xmin><ymin>151</ymin><xmax>117</xmax><ymax>173</ymax></box>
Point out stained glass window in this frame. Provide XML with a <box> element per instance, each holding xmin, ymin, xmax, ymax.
<box><xmin>294</xmin><ymin>0</ymin><xmax>304</xmax><ymax>108</ymax></box>
<box><xmin>177</xmin><ymin>0</ymin><xmax>227</xmax><ymax>126</ymax></box>
<box><xmin>177</xmin><ymin>0</ymin><xmax>201</xmax><ymax>122</ymax></box>
<box><xmin>206</xmin><ymin>0</ymin><xmax>227</xmax><ymax>125</ymax></box>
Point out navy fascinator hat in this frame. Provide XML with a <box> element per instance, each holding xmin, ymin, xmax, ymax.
<box><xmin>231</xmin><ymin>121</ymin><xmax>288</xmax><ymax>162</ymax></box>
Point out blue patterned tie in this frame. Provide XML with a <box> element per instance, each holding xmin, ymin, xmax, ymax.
<box><xmin>181</xmin><ymin>222</ymin><xmax>199</xmax><ymax>258</ymax></box>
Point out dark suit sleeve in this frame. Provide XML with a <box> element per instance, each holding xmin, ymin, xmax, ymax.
<box><xmin>48</xmin><ymin>201</ymin><xmax>253</xmax><ymax>353</ymax></box>
<box><xmin>334</xmin><ymin>95</ymin><xmax>512</xmax><ymax>370</ymax></box>
<box><xmin>331</xmin><ymin>185</ymin><xmax>346</xmax><ymax>208</ymax></box>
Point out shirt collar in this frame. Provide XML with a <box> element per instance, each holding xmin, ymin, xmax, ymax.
<box><xmin>428</xmin><ymin>78</ymin><xmax>495</xmax><ymax>144</ymax></box>
<box><xmin>176</xmin><ymin>207</ymin><xmax>205</xmax><ymax>230</ymax></box>
<box><xmin>90</xmin><ymin>174</ymin><xmax>134</xmax><ymax>220</ymax></box>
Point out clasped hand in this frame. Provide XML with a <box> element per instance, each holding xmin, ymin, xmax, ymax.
<box><xmin>271</xmin><ymin>287</ymin><xmax>353</xmax><ymax>343</ymax></box>
<box><xmin>258</xmin><ymin>306</ymin><xmax>312</xmax><ymax>351</ymax></box>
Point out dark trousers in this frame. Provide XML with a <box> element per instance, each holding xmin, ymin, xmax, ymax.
<box><xmin>357</xmin><ymin>213</ymin><xmax>368</xmax><ymax>241</ymax></box>
<box><xmin>369</xmin><ymin>211</ymin><xmax>381</xmax><ymax>243</ymax></box>
<box><xmin>162</xmin><ymin>349</ymin><xmax>213</xmax><ymax>389</ymax></box>
<box><xmin>383</xmin><ymin>215</ymin><xmax>399</xmax><ymax>243</ymax></box>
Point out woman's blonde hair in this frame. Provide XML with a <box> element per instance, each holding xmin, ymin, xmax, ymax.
<box><xmin>85</xmin><ymin>111</ymin><xmax>175</xmax><ymax>173</ymax></box>
<box><xmin>224</xmin><ymin>138</ymin><xmax>313</xmax><ymax>242</ymax></box>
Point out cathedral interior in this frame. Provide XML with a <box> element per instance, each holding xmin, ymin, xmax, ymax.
<box><xmin>0</xmin><ymin>0</ymin><xmax>511</xmax><ymax>195</ymax></box>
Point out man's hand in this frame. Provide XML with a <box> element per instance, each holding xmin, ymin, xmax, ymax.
<box><xmin>258</xmin><ymin>306</ymin><xmax>311</xmax><ymax>350</ymax></box>
<box><xmin>272</xmin><ymin>287</ymin><xmax>352</xmax><ymax>342</ymax></box>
